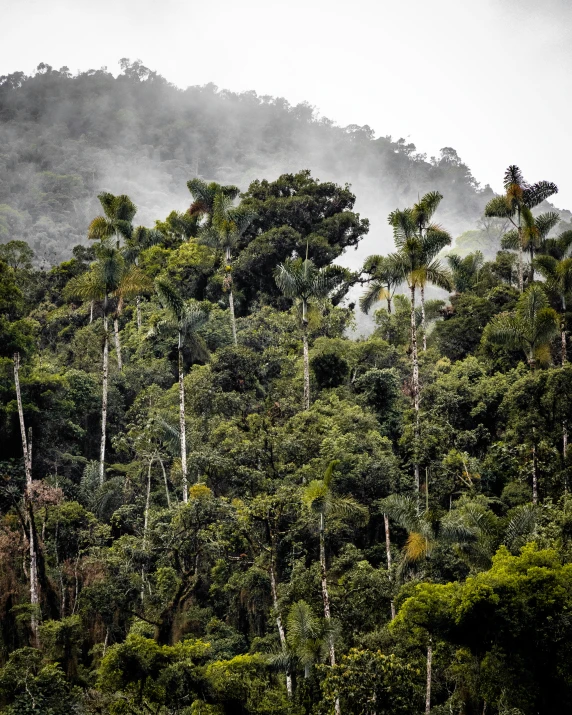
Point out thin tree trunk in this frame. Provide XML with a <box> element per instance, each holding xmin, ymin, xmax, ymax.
<box><xmin>227</xmin><ymin>248</ymin><xmax>238</xmax><ymax>345</ymax></box>
<box><xmin>89</xmin><ymin>300</ymin><xmax>94</xmax><ymax>324</ymax></box>
<box><xmin>320</xmin><ymin>513</ymin><xmax>335</xmax><ymax>666</ymax></box>
<box><xmin>13</xmin><ymin>354</ymin><xmax>40</xmax><ymax>646</ymax></box>
<box><xmin>420</xmin><ymin>284</ymin><xmax>427</xmax><ymax>352</ymax></box>
<box><xmin>320</xmin><ymin>512</ymin><xmax>341</xmax><ymax>715</ymax></box>
<box><xmin>529</xmin><ymin>245</ymin><xmax>535</xmax><ymax>284</ymax></box>
<box><xmin>229</xmin><ymin>290</ymin><xmax>238</xmax><ymax>346</ymax></box>
<box><xmin>178</xmin><ymin>336</ymin><xmax>188</xmax><ymax>503</ymax></box>
<box><xmin>410</xmin><ymin>284</ymin><xmax>421</xmax><ymax>513</ymax></box>
<box><xmin>99</xmin><ymin>315</ymin><xmax>109</xmax><ymax>485</ymax></box>
<box><xmin>158</xmin><ymin>455</ymin><xmax>171</xmax><ymax>509</ymax></box>
<box><xmin>269</xmin><ymin>559</ymin><xmax>293</xmax><ymax>697</ymax></box>
<box><xmin>387</xmin><ymin>291</ymin><xmax>392</xmax><ymax>314</ymax></box>
<box><xmin>562</xmin><ymin>296</ymin><xmax>567</xmax><ymax>366</ymax></box>
<box><xmin>141</xmin><ymin>458</ymin><xmax>152</xmax><ymax>604</ymax></box>
<box><xmin>425</xmin><ymin>642</ymin><xmax>433</xmax><ymax>714</ymax></box>
<box><xmin>383</xmin><ymin>514</ymin><xmax>396</xmax><ymax>620</ymax></box>
<box><xmin>532</xmin><ymin>442</ymin><xmax>538</xmax><ymax>505</ymax></box>
<box><xmin>136</xmin><ymin>296</ymin><xmax>142</xmax><ymax>330</ymax></box>
<box><xmin>303</xmin><ymin>331</ymin><xmax>310</xmax><ymax>412</ymax></box>
<box><xmin>518</xmin><ymin>212</ymin><xmax>524</xmax><ymax>293</ymax></box>
<box><xmin>113</xmin><ymin>317</ymin><xmax>122</xmax><ymax>370</ymax></box>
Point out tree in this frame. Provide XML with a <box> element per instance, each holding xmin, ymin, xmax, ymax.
<box><xmin>198</xmin><ymin>192</ymin><xmax>255</xmax><ymax>345</ymax></box>
<box><xmin>274</xmin><ymin>254</ymin><xmax>345</xmax><ymax>409</ymax></box>
<box><xmin>302</xmin><ymin>461</ymin><xmax>367</xmax><ymax>670</ymax></box>
<box><xmin>387</xmin><ymin>194</ymin><xmax>452</xmax><ymax>505</ymax></box>
<box><xmin>501</xmin><ymin>210</ymin><xmax>560</xmax><ymax>283</ymax></box>
<box><xmin>65</xmin><ymin>240</ymin><xmax>124</xmax><ymax>483</ymax></box>
<box><xmin>124</xmin><ymin>225</ymin><xmax>164</xmax><ymax>328</ymax></box>
<box><xmin>187</xmin><ymin>178</ymin><xmax>239</xmax><ymax>223</ymax></box>
<box><xmin>484</xmin><ymin>165</ymin><xmax>558</xmax><ymax>292</ymax></box>
<box><xmin>155</xmin><ymin>278</ymin><xmax>208</xmax><ymax>502</ymax></box>
<box><xmin>535</xmin><ymin>253</ymin><xmax>572</xmax><ymax>365</ymax></box>
<box><xmin>88</xmin><ymin>192</ymin><xmax>138</xmax><ymax>366</ymax></box>
<box><xmin>446</xmin><ymin>251</ymin><xmax>484</xmax><ymax>294</ymax></box>
<box><xmin>359</xmin><ymin>254</ymin><xmax>402</xmax><ymax>315</ymax></box>
<box><xmin>485</xmin><ymin>284</ymin><xmax>560</xmax><ymax>370</ymax></box>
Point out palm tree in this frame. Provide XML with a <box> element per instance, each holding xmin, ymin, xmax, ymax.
<box><xmin>88</xmin><ymin>193</ymin><xmax>137</xmax><ymax>368</ymax></box>
<box><xmin>65</xmin><ymin>240</ymin><xmax>124</xmax><ymax>484</ymax></box>
<box><xmin>485</xmin><ymin>284</ymin><xmax>559</xmax><ymax>370</ymax></box>
<box><xmin>501</xmin><ymin>210</ymin><xmax>560</xmax><ymax>283</ymax></box>
<box><xmin>154</xmin><ymin>278</ymin><xmax>209</xmax><ymax>503</ymax></box>
<box><xmin>302</xmin><ymin>461</ymin><xmax>367</xmax><ymax>671</ymax></box>
<box><xmin>198</xmin><ymin>192</ymin><xmax>255</xmax><ymax>345</ymax></box>
<box><xmin>286</xmin><ymin>600</ymin><xmax>332</xmax><ymax>679</ymax></box>
<box><xmin>446</xmin><ymin>251</ymin><xmax>484</xmax><ymax>294</ymax></box>
<box><xmin>484</xmin><ymin>165</ymin><xmax>558</xmax><ymax>292</ymax></box>
<box><xmin>534</xmin><ymin>254</ymin><xmax>572</xmax><ymax>365</ymax></box>
<box><xmin>186</xmin><ymin>178</ymin><xmax>239</xmax><ymax>224</ymax></box>
<box><xmin>387</xmin><ymin>195</ymin><xmax>452</xmax><ymax>506</ymax></box>
<box><xmin>124</xmin><ymin>226</ymin><xmax>164</xmax><ymax>329</ymax></box>
<box><xmin>359</xmin><ymin>254</ymin><xmax>402</xmax><ymax>315</ymax></box>
<box><xmin>275</xmin><ymin>254</ymin><xmax>345</xmax><ymax>410</ymax></box>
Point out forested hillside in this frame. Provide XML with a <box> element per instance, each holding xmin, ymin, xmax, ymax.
<box><xmin>0</xmin><ymin>59</ymin><xmax>510</xmax><ymax>268</ymax></box>
<box><xmin>1</xmin><ymin>155</ymin><xmax>572</xmax><ymax>714</ymax></box>
<box><xmin>2</xmin><ymin>59</ymin><xmax>572</xmax><ymax>714</ymax></box>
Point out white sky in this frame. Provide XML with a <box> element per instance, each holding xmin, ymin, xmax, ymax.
<box><xmin>3</xmin><ymin>0</ymin><xmax>572</xmax><ymax>207</ymax></box>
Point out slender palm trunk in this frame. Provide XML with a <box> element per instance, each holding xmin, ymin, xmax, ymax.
<box><xmin>302</xmin><ymin>299</ymin><xmax>310</xmax><ymax>410</ymax></box>
<box><xmin>529</xmin><ymin>245</ymin><xmax>535</xmax><ymax>284</ymax></box>
<box><xmin>158</xmin><ymin>455</ymin><xmax>171</xmax><ymax>509</ymax></box>
<box><xmin>562</xmin><ymin>296</ymin><xmax>567</xmax><ymax>366</ymax></box>
<box><xmin>383</xmin><ymin>514</ymin><xmax>396</xmax><ymax>620</ymax></box>
<box><xmin>425</xmin><ymin>641</ymin><xmax>433</xmax><ymax>714</ymax></box>
<box><xmin>136</xmin><ymin>296</ymin><xmax>142</xmax><ymax>330</ymax></box>
<box><xmin>319</xmin><ymin>513</ymin><xmax>335</xmax><ymax>665</ymax></box>
<box><xmin>518</xmin><ymin>211</ymin><xmax>524</xmax><ymax>293</ymax></box>
<box><xmin>226</xmin><ymin>248</ymin><xmax>238</xmax><ymax>345</ymax></box>
<box><xmin>113</xmin><ymin>317</ymin><xmax>122</xmax><ymax>370</ymax></box>
<box><xmin>387</xmin><ymin>289</ymin><xmax>392</xmax><ymax>315</ymax></box>
<box><xmin>14</xmin><ymin>354</ymin><xmax>40</xmax><ymax>646</ymax></box>
<box><xmin>532</xmin><ymin>441</ymin><xmax>538</xmax><ymax>505</ymax></box>
<box><xmin>420</xmin><ymin>284</ymin><xmax>427</xmax><ymax>352</ymax></box>
<box><xmin>89</xmin><ymin>300</ymin><xmax>94</xmax><ymax>324</ymax></box>
<box><xmin>269</xmin><ymin>557</ymin><xmax>293</xmax><ymax>697</ymax></box>
<box><xmin>100</xmin><ymin>313</ymin><xmax>109</xmax><ymax>485</ymax></box>
<box><xmin>410</xmin><ymin>284</ymin><xmax>421</xmax><ymax>512</ymax></box>
<box><xmin>320</xmin><ymin>512</ymin><xmax>340</xmax><ymax>715</ymax></box>
<box><xmin>141</xmin><ymin>458</ymin><xmax>152</xmax><ymax>604</ymax></box>
<box><xmin>178</xmin><ymin>334</ymin><xmax>188</xmax><ymax>503</ymax></box>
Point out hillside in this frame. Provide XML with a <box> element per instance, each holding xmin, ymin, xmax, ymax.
<box><xmin>0</xmin><ymin>60</ymin><xmax>498</xmax><ymax>267</ymax></box>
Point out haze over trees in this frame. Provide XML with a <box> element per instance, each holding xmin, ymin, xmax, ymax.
<box><xmin>1</xmin><ymin>62</ymin><xmax>572</xmax><ymax>715</ymax></box>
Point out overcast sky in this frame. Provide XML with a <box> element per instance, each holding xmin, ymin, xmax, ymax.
<box><xmin>3</xmin><ymin>0</ymin><xmax>572</xmax><ymax>207</ymax></box>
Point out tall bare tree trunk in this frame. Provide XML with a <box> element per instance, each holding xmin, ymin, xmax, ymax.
<box><xmin>532</xmin><ymin>442</ymin><xmax>538</xmax><ymax>505</ymax></box>
<box><xmin>518</xmin><ymin>211</ymin><xmax>524</xmax><ymax>293</ymax></box>
<box><xmin>410</xmin><ymin>284</ymin><xmax>421</xmax><ymax>513</ymax></box>
<box><xmin>269</xmin><ymin>559</ymin><xmax>293</xmax><ymax>697</ymax></box>
<box><xmin>226</xmin><ymin>249</ymin><xmax>238</xmax><ymax>345</ymax></box>
<box><xmin>158</xmin><ymin>455</ymin><xmax>171</xmax><ymax>509</ymax></box>
<box><xmin>141</xmin><ymin>458</ymin><xmax>152</xmax><ymax>604</ymax></box>
<box><xmin>420</xmin><ymin>284</ymin><xmax>427</xmax><ymax>352</ymax></box>
<box><xmin>383</xmin><ymin>514</ymin><xmax>396</xmax><ymax>620</ymax></box>
<box><xmin>320</xmin><ymin>514</ymin><xmax>336</xmax><ymax>666</ymax></box>
<box><xmin>136</xmin><ymin>296</ymin><xmax>142</xmax><ymax>330</ymax></box>
<box><xmin>13</xmin><ymin>353</ymin><xmax>40</xmax><ymax>646</ymax></box>
<box><xmin>178</xmin><ymin>336</ymin><xmax>188</xmax><ymax>503</ymax></box>
<box><xmin>425</xmin><ymin>641</ymin><xmax>433</xmax><ymax>714</ymax></box>
<box><xmin>320</xmin><ymin>513</ymin><xmax>341</xmax><ymax>714</ymax></box>
<box><xmin>99</xmin><ymin>315</ymin><xmax>109</xmax><ymax>485</ymax></box>
<box><xmin>113</xmin><ymin>317</ymin><xmax>123</xmax><ymax>370</ymax></box>
<box><xmin>89</xmin><ymin>300</ymin><xmax>94</xmax><ymax>324</ymax></box>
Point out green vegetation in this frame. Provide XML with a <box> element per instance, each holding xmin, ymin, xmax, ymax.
<box><xmin>1</xmin><ymin>69</ymin><xmax>572</xmax><ymax>714</ymax></box>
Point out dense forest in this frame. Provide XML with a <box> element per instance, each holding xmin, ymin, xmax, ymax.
<box><xmin>2</xmin><ymin>62</ymin><xmax>572</xmax><ymax>715</ymax></box>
